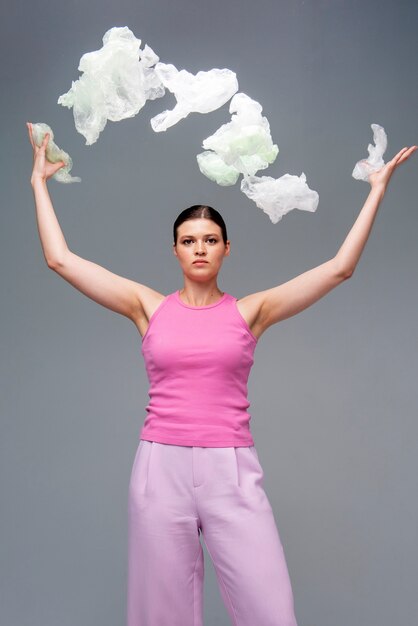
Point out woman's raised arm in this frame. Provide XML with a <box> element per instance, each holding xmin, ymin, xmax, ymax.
<box><xmin>27</xmin><ymin>122</ymin><xmax>150</xmax><ymax>322</ymax></box>
<box><xmin>241</xmin><ymin>145</ymin><xmax>417</xmax><ymax>337</ymax></box>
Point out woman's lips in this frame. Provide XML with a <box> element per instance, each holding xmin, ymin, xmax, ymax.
<box><xmin>193</xmin><ymin>261</ymin><xmax>208</xmax><ymax>264</ymax></box>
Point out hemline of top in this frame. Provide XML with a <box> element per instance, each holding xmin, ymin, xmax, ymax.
<box><xmin>140</xmin><ymin>434</ymin><xmax>255</xmax><ymax>448</ymax></box>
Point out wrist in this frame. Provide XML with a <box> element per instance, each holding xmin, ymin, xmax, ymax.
<box><xmin>369</xmin><ymin>182</ymin><xmax>386</xmax><ymax>196</ymax></box>
<box><xmin>30</xmin><ymin>175</ymin><xmax>47</xmax><ymax>187</ymax></box>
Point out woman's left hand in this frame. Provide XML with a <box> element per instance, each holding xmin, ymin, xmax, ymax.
<box><xmin>369</xmin><ymin>145</ymin><xmax>417</xmax><ymax>190</ymax></box>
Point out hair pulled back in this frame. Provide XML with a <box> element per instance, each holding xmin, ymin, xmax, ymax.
<box><xmin>173</xmin><ymin>205</ymin><xmax>228</xmax><ymax>246</ymax></box>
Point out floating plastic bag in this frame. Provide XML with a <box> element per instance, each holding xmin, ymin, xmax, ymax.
<box><xmin>196</xmin><ymin>92</ymin><xmax>279</xmax><ymax>184</ymax></box>
<box><xmin>150</xmin><ymin>64</ymin><xmax>238</xmax><ymax>132</ymax></box>
<box><xmin>58</xmin><ymin>27</ymin><xmax>165</xmax><ymax>144</ymax></box>
<box><xmin>240</xmin><ymin>172</ymin><xmax>319</xmax><ymax>224</ymax></box>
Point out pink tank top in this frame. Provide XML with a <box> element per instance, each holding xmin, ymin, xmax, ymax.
<box><xmin>139</xmin><ymin>290</ymin><xmax>258</xmax><ymax>447</ymax></box>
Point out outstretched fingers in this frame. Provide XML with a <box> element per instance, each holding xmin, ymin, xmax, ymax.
<box><xmin>391</xmin><ymin>145</ymin><xmax>417</xmax><ymax>166</ymax></box>
<box><xmin>396</xmin><ymin>145</ymin><xmax>417</xmax><ymax>165</ymax></box>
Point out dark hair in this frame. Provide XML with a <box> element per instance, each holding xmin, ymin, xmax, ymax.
<box><xmin>173</xmin><ymin>205</ymin><xmax>228</xmax><ymax>246</ymax></box>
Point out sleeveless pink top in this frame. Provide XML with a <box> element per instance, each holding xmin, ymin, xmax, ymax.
<box><xmin>139</xmin><ymin>290</ymin><xmax>258</xmax><ymax>447</ymax></box>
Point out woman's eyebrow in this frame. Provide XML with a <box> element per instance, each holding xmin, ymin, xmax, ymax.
<box><xmin>180</xmin><ymin>233</ymin><xmax>219</xmax><ymax>238</ymax></box>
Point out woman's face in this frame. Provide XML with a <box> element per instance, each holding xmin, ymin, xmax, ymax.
<box><xmin>173</xmin><ymin>218</ymin><xmax>230</xmax><ymax>281</ymax></box>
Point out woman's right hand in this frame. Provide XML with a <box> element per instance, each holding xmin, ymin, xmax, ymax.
<box><xmin>27</xmin><ymin>122</ymin><xmax>66</xmax><ymax>184</ymax></box>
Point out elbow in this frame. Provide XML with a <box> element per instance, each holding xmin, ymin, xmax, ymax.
<box><xmin>46</xmin><ymin>258</ymin><xmax>61</xmax><ymax>271</ymax></box>
<box><xmin>334</xmin><ymin>258</ymin><xmax>354</xmax><ymax>281</ymax></box>
<box><xmin>341</xmin><ymin>267</ymin><xmax>354</xmax><ymax>280</ymax></box>
<box><xmin>46</xmin><ymin>250</ymin><xmax>69</xmax><ymax>271</ymax></box>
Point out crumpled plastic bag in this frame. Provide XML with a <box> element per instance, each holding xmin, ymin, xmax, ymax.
<box><xmin>150</xmin><ymin>64</ymin><xmax>238</xmax><ymax>132</ymax></box>
<box><xmin>196</xmin><ymin>151</ymin><xmax>241</xmax><ymax>186</ymax></box>
<box><xmin>58</xmin><ymin>26</ymin><xmax>165</xmax><ymax>145</ymax></box>
<box><xmin>30</xmin><ymin>123</ymin><xmax>81</xmax><ymax>183</ymax></box>
<box><xmin>352</xmin><ymin>123</ymin><xmax>387</xmax><ymax>182</ymax></box>
<box><xmin>240</xmin><ymin>172</ymin><xmax>319</xmax><ymax>224</ymax></box>
<box><xmin>196</xmin><ymin>92</ymin><xmax>279</xmax><ymax>184</ymax></box>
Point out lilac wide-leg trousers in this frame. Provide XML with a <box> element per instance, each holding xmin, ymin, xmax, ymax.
<box><xmin>127</xmin><ymin>440</ymin><xmax>298</xmax><ymax>626</ymax></box>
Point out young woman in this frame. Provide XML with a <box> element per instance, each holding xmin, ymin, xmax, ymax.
<box><xmin>27</xmin><ymin>123</ymin><xmax>416</xmax><ymax>626</ymax></box>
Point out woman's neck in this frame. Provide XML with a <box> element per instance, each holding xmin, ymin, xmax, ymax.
<box><xmin>178</xmin><ymin>284</ymin><xmax>224</xmax><ymax>307</ymax></box>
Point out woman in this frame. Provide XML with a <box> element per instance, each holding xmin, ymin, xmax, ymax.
<box><xmin>27</xmin><ymin>122</ymin><xmax>416</xmax><ymax>626</ymax></box>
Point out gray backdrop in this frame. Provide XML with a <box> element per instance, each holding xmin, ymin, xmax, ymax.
<box><xmin>1</xmin><ymin>1</ymin><xmax>417</xmax><ymax>625</ymax></box>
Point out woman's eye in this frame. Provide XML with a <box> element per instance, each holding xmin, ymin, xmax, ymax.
<box><xmin>182</xmin><ymin>238</ymin><xmax>217</xmax><ymax>245</ymax></box>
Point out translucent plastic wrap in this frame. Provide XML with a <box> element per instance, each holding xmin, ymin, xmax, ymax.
<box><xmin>30</xmin><ymin>123</ymin><xmax>81</xmax><ymax>183</ymax></box>
<box><xmin>150</xmin><ymin>64</ymin><xmax>238</xmax><ymax>132</ymax></box>
<box><xmin>352</xmin><ymin>123</ymin><xmax>387</xmax><ymax>182</ymax></box>
<box><xmin>196</xmin><ymin>93</ymin><xmax>279</xmax><ymax>185</ymax></box>
<box><xmin>240</xmin><ymin>173</ymin><xmax>319</xmax><ymax>224</ymax></box>
<box><xmin>54</xmin><ymin>26</ymin><xmax>320</xmax><ymax>218</ymax></box>
<box><xmin>58</xmin><ymin>27</ymin><xmax>165</xmax><ymax>145</ymax></box>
